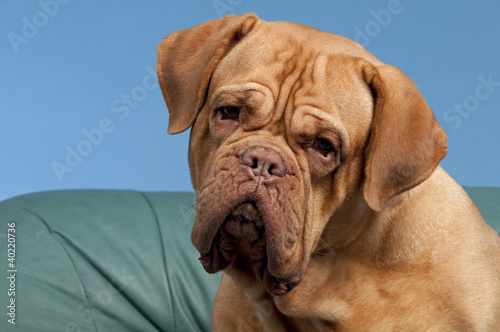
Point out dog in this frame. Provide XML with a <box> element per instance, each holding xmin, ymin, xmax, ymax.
<box><xmin>157</xmin><ymin>13</ymin><xmax>500</xmax><ymax>331</ymax></box>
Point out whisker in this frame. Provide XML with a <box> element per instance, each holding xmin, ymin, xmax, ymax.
<box><xmin>314</xmin><ymin>237</ymin><xmax>337</xmax><ymax>257</ymax></box>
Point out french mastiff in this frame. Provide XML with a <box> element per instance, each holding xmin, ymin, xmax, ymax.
<box><xmin>157</xmin><ymin>13</ymin><xmax>500</xmax><ymax>331</ymax></box>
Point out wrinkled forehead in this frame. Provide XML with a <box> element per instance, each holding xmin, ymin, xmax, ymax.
<box><xmin>211</xmin><ymin>24</ymin><xmax>304</xmax><ymax>97</ymax></box>
<box><xmin>211</xmin><ymin>19</ymin><xmax>382</xmax><ymax>85</ymax></box>
<box><xmin>209</xmin><ymin>20</ymin><xmax>375</xmax><ymax>138</ymax></box>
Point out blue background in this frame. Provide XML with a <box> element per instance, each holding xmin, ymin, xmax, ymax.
<box><xmin>1</xmin><ymin>0</ymin><xmax>499</xmax><ymax>201</ymax></box>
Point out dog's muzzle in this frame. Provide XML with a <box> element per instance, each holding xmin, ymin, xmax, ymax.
<box><xmin>197</xmin><ymin>145</ymin><xmax>303</xmax><ymax>295</ymax></box>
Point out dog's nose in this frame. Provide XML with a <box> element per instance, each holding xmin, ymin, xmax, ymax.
<box><xmin>239</xmin><ymin>145</ymin><xmax>287</xmax><ymax>178</ymax></box>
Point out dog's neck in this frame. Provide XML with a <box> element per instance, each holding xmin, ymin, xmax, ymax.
<box><xmin>315</xmin><ymin>173</ymin><xmax>436</xmax><ymax>268</ymax></box>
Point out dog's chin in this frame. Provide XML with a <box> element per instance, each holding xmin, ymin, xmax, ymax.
<box><xmin>198</xmin><ymin>202</ymin><xmax>302</xmax><ymax>296</ymax></box>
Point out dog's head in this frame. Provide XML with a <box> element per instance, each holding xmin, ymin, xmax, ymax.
<box><xmin>157</xmin><ymin>14</ymin><xmax>447</xmax><ymax>296</ymax></box>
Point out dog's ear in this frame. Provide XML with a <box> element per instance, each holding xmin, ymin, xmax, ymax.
<box><xmin>362</xmin><ymin>64</ymin><xmax>447</xmax><ymax>211</ymax></box>
<box><xmin>157</xmin><ymin>14</ymin><xmax>259</xmax><ymax>134</ymax></box>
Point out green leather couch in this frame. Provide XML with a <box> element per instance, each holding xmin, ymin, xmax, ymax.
<box><xmin>0</xmin><ymin>188</ymin><xmax>498</xmax><ymax>331</ymax></box>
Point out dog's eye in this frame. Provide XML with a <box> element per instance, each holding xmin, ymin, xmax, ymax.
<box><xmin>218</xmin><ymin>106</ymin><xmax>240</xmax><ymax>121</ymax></box>
<box><xmin>315</xmin><ymin>138</ymin><xmax>334</xmax><ymax>154</ymax></box>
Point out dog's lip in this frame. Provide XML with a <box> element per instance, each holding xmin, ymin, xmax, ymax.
<box><xmin>263</xmin><ymin>268</ymin><xmax>302</xmax><ymax>296</ymax></box>
<box><xmin>224</xmin><ymin>202</ymin><xmax>264</xmax><ymax>240</ymax></box>
<box><xmin>198</xmin><ymin>201</ymin><xmax>264</xmax><ymax>273</ymax></box>
<box><xmin>199</xmin><ymin>247</ymin><xmax>302</xmax><ymax>297</ymax></box>
<box><xmin>198</xmin><ymin>201</ymin><xmax>304</xmax><ymax>296</ymax></box>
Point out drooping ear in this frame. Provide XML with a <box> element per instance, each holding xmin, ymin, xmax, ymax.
<box><xmin>362</xmin><ymin>64</ymin><xmax>447</xmax><ymax>211</ymax></box>
<box><xmin>157</xmin><ymin>14</ymin><xmax>259</xmax><ymax>134</ymax></box>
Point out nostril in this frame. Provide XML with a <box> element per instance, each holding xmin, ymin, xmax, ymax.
<box><xmin>251</xmin><ymin>158</ymin><xmax>258</xmax><ymax>169</ymax></box>
<box><xmin>268</xmin><ymin>164</ymin><xmax>274</xmax><ymax>176</ymax></box>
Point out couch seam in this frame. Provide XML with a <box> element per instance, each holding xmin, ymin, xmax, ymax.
<box><xmin>16</xmin><ymin>207</ymin><xmax>100</xmax><ymax>332</ymax></box>
<box><xmin>138</xmin><ymin>192</ymin><xmax>177</xmax><ymax>332</ymax></box>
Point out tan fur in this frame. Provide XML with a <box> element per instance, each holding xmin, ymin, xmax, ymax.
<box><xmin>158</xmin><ymin>13</ymin><xmax>500</xmax><ymax>331</ymax></box>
